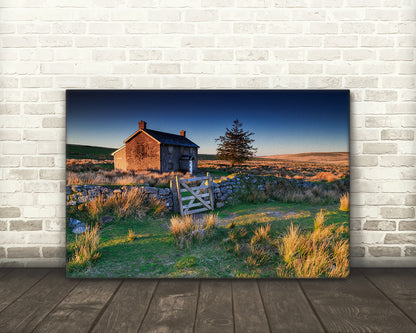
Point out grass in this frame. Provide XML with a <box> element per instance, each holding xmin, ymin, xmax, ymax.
<box><xmin>67</xmin><ymin>224</ymin><xmax>101</xmax><ymax>272</ymax></box>
<box><xmin>67</xmin><ymin>144</ymin><xmax>116</xmax><ymax>160</ymax></box>
<box><xmin>67</xmin><ymin>200</ymin><xmax>349</xmax><ymax>278</ymax></box>
<box><xmin>339</xmin><ymin>193</ymin><xmax>350</xmax><ymax>212</ymax></box>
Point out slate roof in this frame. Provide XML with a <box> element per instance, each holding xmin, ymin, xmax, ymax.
<box><xmin>124</xmin><ymin>128</ymin><xmax>199</xmax><ymax>148</ymax></box>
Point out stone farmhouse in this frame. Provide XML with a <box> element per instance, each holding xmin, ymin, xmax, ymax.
<box><xmin>112</xmin><ymin>121</ymin><xmax>199</xmax><ymax>174</ymax></box>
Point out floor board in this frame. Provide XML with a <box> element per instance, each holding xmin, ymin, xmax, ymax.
<box><xmin>194</xmin><ymin>280</ymin><xmax>234</xmax><ymax>333</ymax></box>
<box><xmin>138</xmin><ymin>280</ymin><xmax>199</xmax><ymax>333</ymax></box>
<box><xmin>91</xmin><ymin>280</ymin><xmax>158</xmax><ymax>333</ymax></box>
<box><xmin>32</xmin><ymin>280</ymin><xmax>121</xmax><ymax>333</ymax></box>
<box><xmin>0</xmin><ymin>269</ymin><xmax>78</xmax><ymax>333</ymax></box>
<box><xmin>362</xmin><ymin>268</ymin><xmax>416</xmax><ymax>325</ymax></box>
<box><xmin>300</xmin><ymin>270</ymin><xmax>416</xmax><ymax>333</ymax></box>
<box><xmin>232</xmin><ymin>280</ymin><xmax>270</xmax><ymax>333</ymax></box>
<box><xmin>259</xmin><ymin>280</ymin><xmax>325</xmax><ymax>333</ymax></box>
<box><xmin>0</xmin><ymin>268</ymin><xmax>50</xmax><ymax>313</ymax></box>
<box><xmin>0</xmin><ymin>268</ymin><xmax>415</xmax><ymax>333</ymax></box>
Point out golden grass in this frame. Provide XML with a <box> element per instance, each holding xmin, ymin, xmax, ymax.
<box><xmin>83</xmin><ymin>187</ymin><xmax>168</xmax><ymax>224</ymax></box>
<box><xmin>277</xmin><ymin>211</ymin><xmax>349</xmax><ymax>278</ymax></box>
<box><xmin>67</xmin><ymin>169</ymin><xmax>191</xmax><ymax>186</ymax></box>
<box><xmin>339</xmin><ymin>193</ymin><xmax>350</xmax><ymax>212</ymax></box>
<box><xmin>250</xmin><ymin>224</ymin><xmax>271</xmax><ymax>246</ymax></box>
<box><xmin>169</xmin><ymin>213</ymin><xmax>219</xmax><ymax>248</ymax></box>
<box><xmin>128</xmin><ymin>229</ymin><xmax>138</xmax><ymax>242</ymax></box>
<box><xmin>67</xmin><ymin>224</ymin><xmax>101</xmax><ymax>272</ymax></box>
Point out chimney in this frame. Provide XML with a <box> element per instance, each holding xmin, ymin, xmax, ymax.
<box><xmin>180</xmin><ymin>130</ymin><xmax>186</xmax><ymax>137</ymax></box>
<box><xmin>139</xmin><ymin>120</ymin><xmax>147</xmax><ymax>130</ymax></box>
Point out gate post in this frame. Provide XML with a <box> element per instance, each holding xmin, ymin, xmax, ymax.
<box><xmin>207</xmin><ymin>172</ymin><xmax>214</xmax><ymax>211</ymax></box>
<box><xmin>170</xmin><ymin>178</ymin><xmax>179</xmax><ymax>213</ymax></box>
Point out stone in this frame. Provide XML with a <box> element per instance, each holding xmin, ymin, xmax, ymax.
<box><xmin>69</xmin><ymin>217</ymin><xmax>82</xmax><ymax>229</ymax></box>
<box><xmin>73</xmin><ymin>224</ymin><xmax>88</xmax><ymax>234</ymax></box>
<box><xmin>158</xmin><ymin>188</ymin><xmax>171</xmax><ymax>196</ymax></box>
<box><xmin>100</xmin><ymin>215</ymin><xmax>114</xmax><ymax>224</ymax></box>
<box><xmin>216</xmin><ymin>202</ymin><xmax>225</xmax><ymax>208</ymax></box>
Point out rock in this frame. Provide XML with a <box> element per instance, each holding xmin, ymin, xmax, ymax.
<box><xmin>67</xmin><ymin>200</ymin><xmax>77</xmax><ymax>206</ymax></box>
<box><xmin>69</xmin><ymin>218</ymin><xmax>82</xmax><ymax>229</ymax></box>
<box><xmin>113</xmin><ymin>189</ymin><xmax>122</xmax><ymax>195</ymax></box>
<box><xmin>72</xmin><ymin>225</ymin><xmax>88</xmax><ymax>234</ymax></box>
<box><xmin>216</xmin><ymin>202</ymin><xmax>225</xmax><ymax>208</ymax></box>
<box><xmin>144</xmin><ymin>187</ymin><xmax>158</xmax><ymax>195</ymax></box>
<box><xmin>158</xmin><ymin>188</ymin><xmax>171</xmax><ymax>196</ymax></box>
<box><xmin>66</xmin><ymin>187</ymin><xmax>72</xmax><ymax>195</ymax></box>
<box><xmin>100</xmin><ymin>215</ymin><xmax>114</xmax><ymax>224</ymax></box>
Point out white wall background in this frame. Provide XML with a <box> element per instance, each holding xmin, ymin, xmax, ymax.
<box><xmin>0</xmin><ymin>0</ymin><xmax>415</xmax><ymax>267</ymax></box>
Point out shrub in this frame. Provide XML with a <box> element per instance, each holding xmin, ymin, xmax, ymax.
<box><xmin>83</xmin><ymin>187</ymin><xmax>168</xmax><ymax>225</ymax></box>
<box><xmin>169</xmin><ymin>213</ymin><xmax>219</xmax><ymax>248</ymax></box>
<box><xmin>277</xmin><ymin>211</ymin><xmax>349</xmax><ymax>278</ymax></box>
<box><xmin>67</xmin><ymin>224</ymin><xmax>101</xmax><ymax>272</ymax></box>
<box><xmin>339</xmin><ymin>193</ymin><xmax>349</xmax><ymax>212</ymax></box>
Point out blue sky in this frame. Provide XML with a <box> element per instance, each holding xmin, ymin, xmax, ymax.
<box><xmin>66</xmin><ymin>90</ymin><xmax>349</xmax><ymax>156</ymax></box>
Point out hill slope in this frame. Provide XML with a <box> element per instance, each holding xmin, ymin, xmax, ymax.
<box><xmin>262</xmin><ymin>152</ymin><xmax>349</xmax><ymax>164</ymax></box>
<box><xmin>67</xmin><ymin>144</ymin><xmax>117</xmax><ymax>160</ymax></box>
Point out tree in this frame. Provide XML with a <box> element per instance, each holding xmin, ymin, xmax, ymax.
<box><xmin>216</xmin><ymin>119</ymin><xmax>257</xmax><ymax>167</ymax></box>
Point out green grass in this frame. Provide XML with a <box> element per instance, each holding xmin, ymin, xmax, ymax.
<box><xmin>66</xmin><ymin>201</ymin><xmax>349</xmax><ymax>278</ymax></box>
<box><xmin>67</xmin><ymin>144</ymin><xmax>117</xmax><ymax>160</ymax></box>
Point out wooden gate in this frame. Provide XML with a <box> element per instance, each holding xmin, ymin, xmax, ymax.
<box><xmin>171</xmin><ymin>173</ymin><xmax>214</xmax><ymax>216</ymax></box>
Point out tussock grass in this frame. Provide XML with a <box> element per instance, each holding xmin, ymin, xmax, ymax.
<box><xmin>169</xmin><ymin>213</ymin><xmax>219</xmax><ymax>248</ymax></box>
<box><xmin>67</xmin><ymin>169</ymin><xmax>190</xmax><ymax>187</ymax></box>
<box><xmin>339</xmin><ymin>193</ymin><xmax>349</xmax><ymax>212</ymax></box>
<box><xmin>67</xmin><ymin>224</ymin><xmax>101</xmax><ymax>272</ymax></box>
<box><xmin>277</xmin><ymin>211</ymin><xmax>349</xmax><ymax>278</ymax></box>
<box><xmin>128</xmin><ymin>229</ymin><xmax>138</xmax><ymax>241</ymax></box>
<box><xmin>82</xmin><ymin>187</ymin><xmax>168</xmax><ymax>224</ymax></box>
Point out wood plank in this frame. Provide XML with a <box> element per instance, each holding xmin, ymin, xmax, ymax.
<box><xmin>195</xmin><ymin>281</ymin><xmax>233</xmax><ymax>333</ymax></box>
<box><xmin>232</xmin><ymin>280</ymin><xmax>270</xmax><ymax>333</ymax></box>
<box><xmin>207</xmin><ymin>173</ymin><xmax>214</xmax><ymax>212</ymax></box>
<box><xmin>0</xmin><ymin>268</ymin><xmax>12</xmax><ymax>279</ymax></box>
<box><xmin>182</xmin><ymin>202</ymin><xmax>203</xmax><ymax>210</ymax></box>
<box><xmin>184</xmin><ymin>207</ymin><xmax>210</xmax><ymax>215</ymax></box>
<box><xmin>0</xmin><ymin>268</ymin><xmax>50</xmax><ymax>312</ymax></box>
<box><xmin>0</xmin><ymin>269</ymin><xmax>79</xmax><ymax>333</ymax></box>
<box><xmin>362</xmin><ymin>268</ymin><xmax>416</xmax><ymax>324</ymax></box>
<box><xmin>300</xmin><ymin>270</ymin><xmax>416</xmax><ymax>333</ymax></box>
<box><xmin>181</xmin><ymin>182</ymin><xmax>212</xmax><ymax>211</ymax></box>
<box><xmin>180</xmin><ymin>176</ymin><xmax>208</xmax><ymax>183</ymax></box>
<box><xmin>181</xmin><ymin>192</ymin><xmax>210</xmax><ymax>201</ymax></box>
<box><xmin>139</xmin><ymin>280</ymin><xmax>199</xmax><ymax>333</ymax></box>
<box><xmin>258</xmin><ymin>280</ymin><xmax>324</xmax><ymax>333</ymax></box>
<box><xmin>180</xmin><ymin>185</ymin><xmax>209</xmax><ymax>192</ymax></box>
<box><xmin>91</xmin><ymin>280</ymin><xmax>158</xmax><ymax>333</ymax></box>
<box><xmin>33</xmin><ymin>280</ymin><xmax>121</xmax><ymax>333</ymax></box>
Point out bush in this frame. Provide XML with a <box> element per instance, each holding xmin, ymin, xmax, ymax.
<box><xmin>169</xmin><ymin>213</ymin><xmax>219</xmax><ymax>248</ymax></box>
<box><xmin>276</xmin><ymin>211</ymin><xmax>349</xmax><ymax>278</ymax></box>
<box><xmin>67</xmin><ymin>224</ymin><xmax>101</xmax><ymax>272</ymax></box>
<box><xmin>339</xmin><ymin>193</ymin><xmax>349</xmax><ymax>212</ymax></box>
<box><xmin>82</xmin><ymin>187</ymin><xmax>168</xmax><ymax>225</ymax></box>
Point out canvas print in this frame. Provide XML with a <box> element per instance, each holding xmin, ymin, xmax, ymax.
<box><xmin>66</xmin><ymin>90</ymin><xmax>350</xmax><ymax>278</ymax></box>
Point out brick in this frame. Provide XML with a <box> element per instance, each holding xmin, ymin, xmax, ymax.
<box><xmin>308</xmin><ymin>77</ymin><xmax>342</xmax><ymax>88</ymax></box>
<box><xmin>39</xmin><ymin>169</ymin><xmax>65</xmax><ymax>180</ymax></box>
<box><xmin>307</xmin><ymin>49</ymin><xmax>340</xmax><ymax>61</ymax></box>
<box><xmin>0</xmin><ymin>207</ymin><xmax>20</xmax><ymax>218</ymax></box>
<box><xmin>182</xmin><ymin>36</ymin><xmax>215</xmax><ymax>48</ymax></box>
<box><xmin>351</xmin><ymin>155</ymin><xmax>378</xmax><ymax>167</ymax></box>
<box><xmin>202</xmin><ymin>50</ymin><xmax>234</xmax><ymax>61</ymax></box>
<box><xmin>23</xmin><ymin>104</ymin><xmax>55</xmax><ymax>115</ymax></box>
<box><xmin>350</xmin><ymin>246</ymin><xmax>365</xmax><ymax>257</ymax></box>
<box><xmin>385</xmin><ymin>233</ymin><xmax>416</xmax><ymax>245</ymax></box>
<box><xmin>130</xmin><ymin>50</ymin><xmax>162</xmax><ymax>61</ymax></box>
<box><xmin>325</xmin><ymin>36</ymin><xmax>357</xmax><ymax>47</ymax></box>
<box><xmin>381</xmin><ymin>129</ymin><xmax>414</xmax><ymax>141</ymax></box>
<box><xmin>363</xmin><ymin>143</ymin><xmax>397</xmax><ymax>154</ymax></box>
<box><xmin>7</xmin><ymin>169</ymin><xmax>37</xmax><ymax>180</ymax></box>
<box><xmin>9</xmin><ymin>220</ymin><xmax>42</xmax><ymax>231</ymax></box>
<box><xmin>0</xmin><ymin>248</ymin><xmax>5</xmax><ymax>258</ymax></box>
<box><xmin>344</xmin><ymin>77</ymin><xmax>378</xmax><ymax>88</ymax></box>
<box><xmin>380</xmin><ymin>156</ymin><xmax>415</xmax><ymax>167</ymax></box>
<box><xmin>236</xmin><ymin>50</ymin><xmax>268</xmax><ymax>61</ymax></box>
<box><xmin>289</xmin><ymin>63</ymin><xmax>322</xmax><ymax>74</ymax></box>
<box><xmin>350</xmin><ymin>220</ymin><xmax>362</xmax><ymax>231</ymax></box>
<box><xmin>364</xmin><ymin>220</ymin><xmax>396</xmax><ymax>231</ymax></box>
<box><xmin>405</xmin><ymin>247</ymin><xmax>416</xmax><ymax>256</ymax></box>
<box><xmin>0</xmin><ymin>129</ymin><xmax>21</xmax><ymax>141</ymax></box>
<box><xmin>42</xmin><ymin>247</ymin><xmax>66</xmax><ymax>258</ymax></box>
<box><xmin>185</xmin><ymin>10</ymin><xmax>218</xmax><ymax>22</ymax></box>
<box><xmin>381</xmin><ymin>207</ymin><xmax>414</xmax><ymax>219</ymax></box>
<box><xmin>399</xmin><ymin>221</ymin><xmax>416</xmax><ymax>231</ymax></box>
<box><xmin>368</xmin><ymin>246</ymin><xmax>401</xmax><ymax>257</ymax></box>
<box><xmin>147</xmin><ymin>63</ymin><xmax>180</xmax><ymax>74</ymax></box>
<box><xmin>343</xmin><ymin>49</ymin><xmax>376</xmax><ymax>61</ymax></box>
<box><xmin>148</xmin><ymin>10</ymin><xmax>181</xmax><ymax>21</ymax></box>
<box><xmin>7</xmin><ymin>247</ymin><xmax>40</xmax><ymax>258</ymax></box>
<box><xmin>23</xmin><ymin>129</ymin><xmax>58</xmax><ymax>141</ymax></box>
<box><xmin>405</xmin><ymin>196</ymin><xmax>416</xmax><ymax>206</ymax></box>
<box><xmin>0</xmin><ymin>221</ymin><xmax>7</xmax><ymax>231</ymax></box>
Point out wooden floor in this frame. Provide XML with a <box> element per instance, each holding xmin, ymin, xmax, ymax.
<box><xmin>0</xmin><ymin>269</ymin><xmax>415</xmax><ymax>332</ymax></box>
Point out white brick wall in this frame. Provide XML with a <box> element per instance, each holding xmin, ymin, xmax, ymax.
<box><xmin>0</xmin><ymin>0</ymin><xmax>415</xmax><ymax>267</ymax></box>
